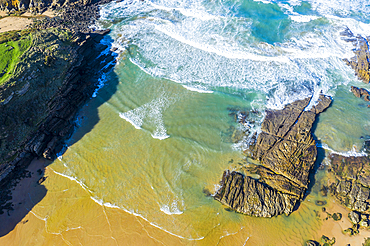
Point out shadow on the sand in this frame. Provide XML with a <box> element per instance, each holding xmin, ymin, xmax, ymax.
<box><xmin>0</xmin><ymin>34</ymin><xmax>120</xmax><ymax>237</ymax></box>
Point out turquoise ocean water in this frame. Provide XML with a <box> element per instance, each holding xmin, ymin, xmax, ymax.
<box><xmin>49</xmin><ymin>0</ymin><xmax>370</xmax><ymax>244</ymax></box>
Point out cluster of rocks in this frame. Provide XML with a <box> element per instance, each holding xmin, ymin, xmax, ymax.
<box><xmin>351</xmin><ymin>86</ymin><xmax>370</xmax><ymax>102</ymax></box>
<box><xmin>341</xmin><ymin>28</ymin><xmax>370</xmax><ymax>84</ymax></box>
<box><xmin>214</xmin><ymin>95</ymin><xmax>332</xmax><ymax>217</ymax></box>
<box><xmin>0</xmin><ymin>0</ymin><xmax>93</xmax><ymax>14</ymax></box>
<box><xmin>306</xmin><ymin>236</ymin><xmax>336</xmax><ymax>246</ymax></box>
<box><xmin>30</xmin><ymin>0</ymin><xmax>113</xmax><ymax>34</ymax></box>
<box><xmin>328</xmin><ymin>154</ymin><xmax>370</xmax><ymax>234</ymax></box>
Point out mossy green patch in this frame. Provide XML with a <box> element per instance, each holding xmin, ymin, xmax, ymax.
<box><xmin>0</xmin><ymin>30</ymin><xmax>32</xmax><ymax>85</ymax></box>
<box><xmin>363</xmin><ymin>237</ymin><xmax>370</xmax><ymax>246</ymax></box>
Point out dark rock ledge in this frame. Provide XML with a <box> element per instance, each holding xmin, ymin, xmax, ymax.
<box><xmin>214</xmin><ymin>95</ymin><xmax>332</xmax><ymax>217</ymax></box>
<box><xmin>0</xmin><ymin>30</ymin><xmax>115</xmax><ymax>185</ymax></box>
<box><xmin>0</xmin><ymin>0</ymin><xmax>116</xmax><ymax>217</ymax></box>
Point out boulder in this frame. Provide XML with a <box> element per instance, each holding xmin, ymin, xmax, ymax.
<box><xmin>349</xmin><ymin>211</ymin><xmax>360</xmax><ymax>224</ymax></box>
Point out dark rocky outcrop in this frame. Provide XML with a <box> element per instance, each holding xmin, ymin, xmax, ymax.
<box><xmin>0</xmin><ymin>28</ymin><xmax>115</xmax><ymax>205</ymax></box>
<box><xmin>30</xmin><ymin>0</ymin><xmax>113</xmax><ymax>34</ymax></box>
<box><xmin>215</xmin><ymin>95</ymin><xmax>332</xmax><ymax>217</ymax></box>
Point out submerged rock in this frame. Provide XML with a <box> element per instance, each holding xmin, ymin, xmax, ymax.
<box><xmin>351</xmin><ymin>86</ymin><xmax>370</xmax><ymax>102</ymax></box>
<box><xmin>215</xmin><ymin>95</ymin><xmax>332</xmax><ymax>217</ymax></box>
<box><xmin>305</xmin><ymin>240</ymin><xmax>320</xmax><ymax>246</ymax></box>
<box><xmin>320</xmin><ymin>235</ymin><xmax>336</xmax><ymax>246</ymax></box>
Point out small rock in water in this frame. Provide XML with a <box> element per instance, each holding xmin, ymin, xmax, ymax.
<box><xmin>320</xmin><ymin>185</ymin><xmax>328</xmax><ymax>197</ymax></box>
<box><xmin>305</xmin><ymin>240</ymin><xmax>320</xmax><ymax>246</ymax></box>
<box><xmin>320</xmin><ymin>235</ymin><xmax>336</xmax><ymax>246</ymax></box>
<box><xmin>332</xmin><ymin>212</ymin><xmax>342</xmax><ymax>221</ymax></box>
<box><xmin>202</xmin><ymin>188</ymin><xmax>212</xmax><ymax>197</ymax></box>
<box><xmin>315</xmin><ymin>200</ymin><xmax>327</xmax><ymax>206</ymax></box>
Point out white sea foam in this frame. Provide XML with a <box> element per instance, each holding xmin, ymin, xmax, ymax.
<box><xmin>182</xmin><ymin>85</ymin><xmax>213</xmax><ymax>93</ymax></box>
<box><xmin>119</xmin><ymin>111</ymin><xmax>143</xmax><ymax>129</ymax></box>
<box><xmin>53</xmin><ymin>168</ymin><xmax>203</xmax><ymax>240</ymax></box>
<box><xmin>90</xmin><ymin>197</ymin><xmax>121</xmax><ymax>209</ymax></box>
<box><xmin>160</xmin><ymin>201</ymin><xmax>183</xmax><ymax>215</ymax></box>
<box><xmin>52</xmin><ymin>169</ymin><xmax>92</xmax><ymax>192</ymax></box>
<box><xmin>119</xmin><ymin>95</ymin><xmax>175</xmax><ymax>140</ymax></box>
<box><xmin>290</xmin><ymin>14</ymin><xmax>319</xmax><ymax>23</ymax></box>
<box><xmin>90</xmin><ymin>195</ymin><xmax>203</xmax><ymax>240</ymax></box>
<box><xmin>317</xmin><ymin>143</ymin><xmax>368</xmax><ymax>157</ymax></box>
<box><xmin>100</xmin><ymin>2</ymin><xmax>360</xmax><ymax>110</ymax></box>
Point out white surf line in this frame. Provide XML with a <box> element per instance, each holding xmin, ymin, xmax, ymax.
<box><xmin>317</xmin><ymin>143</ymin><xmax>368</xmax><ymax>157</ymax></box>
<box><xmin>148</xmin><ymin>1</ymin><xmax>221</xmax><ymax>21</ymax></box>
<box><xmin>243</xmin><ymin>237</ymin><xmax>250</xmax><ymax>246</ymax></box>
<box><xmin>131</xmin><ymin>57</ymin><xmax>214</xmax><ymax>94</ymax></box>
<box><xmin>155</xmin><ymin>26</ymin><xmax>291</xmax><ymax>62</ymax></box>
<box><xmin>215</xmin><ymin>226</ymin><xmax>245</xmax><ymax>246</ymax></box>
<box><xmin>51</xmin><ymin>168</ymin><xmax>205</xmax><ymax>241</ymax></box>
<box><xmin>182</xmin><ymin>85</ymin><xmax>214</xmax><ymax>93</ymax></box>
<box><xmin>90</xmin><ymin>197</ymin><xmax>205</xmax><ymax>241</ymax></box>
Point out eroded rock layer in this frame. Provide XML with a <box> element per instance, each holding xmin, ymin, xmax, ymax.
<box><xmin>215</xmin><ymin>95</ymin><xmax>332</xmax><ymax>217</ymax></box>
<box><xmin>0</xmin><ymin>28</ymin><xmax>115</xmax><ymax>185</ymax></box>
<box><xmin>329</xmin><ymin>154</ymin><xmax>370</xmax><ymax>213</ymax></box>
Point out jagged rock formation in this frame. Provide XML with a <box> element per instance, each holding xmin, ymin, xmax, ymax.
<box><xmin>341</xmin><ymin>28</ymin><xmax>370</xmax><ymax>84</ymax></box>
<box><xmin>30</xmin><ymin>0</ymin><xmax>113</xmax><ymax>34</ymax></box>
<box><xmin>329</xmin><ymin>154</ymin><xmax>370</xmax><ymax>230</ymax></box>
<box><xmin>0</xmin><ymin>28</ymin><xmax>115</xmax><ymax>184</ymax></box>
<box><xmin>329</xmin><ymin>154</ymin><xmax>370</xmax><ymax>213</ymax></box>
<box><xmin>215</xmin><ymin>95</ymin><xmax>332</xmax><ymax>217</ymax></box>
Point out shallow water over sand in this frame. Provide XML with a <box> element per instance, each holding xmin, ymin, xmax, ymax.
<box><xmin>2</xmin><ymin>0</ymin><xmax>370</xmax><ymax>245</ymax></box>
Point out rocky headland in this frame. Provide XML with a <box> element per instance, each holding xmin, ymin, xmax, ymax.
<box><xmin>0</xmin><ymin>0</ymin><xmax>115</xmax><ymax>216</ymax></box>
<box><xmin>215</xmin><ymin>95</ymin><xmax>332</xmax><ymax>217</ymax></box>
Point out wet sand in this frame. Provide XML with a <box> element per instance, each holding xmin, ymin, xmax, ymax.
<box><xmin>2</xmin><ymin>159</ymin><xmax>370</xmax><ymax>245</ymax></box>
<box><xmin>0</xmin><ymin>158</ymin><xmax>49</xmax><ymax>237</ymax></box>
<box><xmin>0</xmin><ymin>160</ymin><xmax>188</xmax><ymax>245</ymax></box>
<box><xmin>315</xmin><ymin>198</ymin><xmax>370</xmax><ymax>246</ymax></box>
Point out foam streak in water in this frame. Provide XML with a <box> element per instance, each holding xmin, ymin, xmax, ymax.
<box><xmin>119</xmin><ymin>95</ymin><xmax>175</xmax><ymax>139</ymax></box>
<box><xmin>317</xmin><ymin>143</ymin><xmax>368</xmax><ymax>157</ymax></box>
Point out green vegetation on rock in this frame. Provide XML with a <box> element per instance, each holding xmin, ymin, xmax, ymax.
<box><xmin>0</xmin><ymin>30</ymin><xmax>31</xmax><ymax>85</ymax></box>
<box><xmin>0</xmin><ymin>27</ymin><xmax>78</xmax><ymax>163</ymax></box>
<box><xmin>363</xmin><ymin>237</ymin><xmax>370</xmax><ymax>246</ymax></box>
